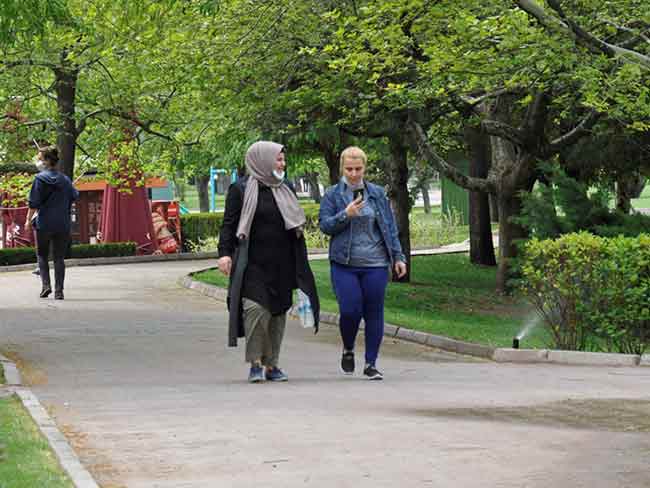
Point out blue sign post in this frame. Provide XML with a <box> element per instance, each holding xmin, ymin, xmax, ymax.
<box><xmin>209</xmin><ymin>167</ymin><xmax>239</xmax><ymax>212</ymax></box>
<box><xmin>209</xmin><ymin>167</ymin><xmax>217</xmax><ymax>212</ymax></box>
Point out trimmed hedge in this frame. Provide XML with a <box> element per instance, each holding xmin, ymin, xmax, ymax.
<box><xmin>0</xmin><ymin>247</ymin><xmax>35</xmax><ymax>266</ymax></box>
<box><xmin>69</xmin><ymin>242</ymin><xmax>136</xmax><ymax>259</ymax></box>
<box><xmin>179</xmin><ymin>204</ymin><xmax>321</xmax><ymax>250</ymax></box>
<box><xmin>0</xmin><ymin>242</ymin><xmax>136</xmax><ymax>266</ymax></box>
<box><xmin>180</xmin><ymin>212</ymin><xmax>224</xmax><ymax>251</ymax></box>
<box><xmin>0</xmin><ymin>162</ymin><xmax>39</xmax><ymax>175</ymax></box>
<box><xmin>522</xmin><ymin>232</ymin><xmax>650</xmax><ymax>354</ymax></box>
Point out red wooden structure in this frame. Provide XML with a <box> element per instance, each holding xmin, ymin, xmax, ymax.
<box><xmin>0</xmin><ymin>204</ymin><xmax>33</xmax><ymax>248</ymax></box>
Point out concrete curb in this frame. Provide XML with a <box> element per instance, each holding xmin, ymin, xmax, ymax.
<box><xmin>491</xmin><ymin>348</ymin><xmax>645</xmax><ymax>367</ymax></box>
<box><xmin>181</xmin><ymin>274</ymin><xmax>650</xmax><ymax>367</ymax></box>
<box><xmin>0</xmin><ymin>355</ymin><xmax>100</xmax><ymax>488</ymax></box>
<box><xmin>492</xmin><ymin>348</ymin><xmax>549</xmax><ymax>363</ymax></box>
<box><xmin>180</xmin><ymin>274</ymin><xmax>494</xmax><ymax>360</ymax></box>
<box><xmin>547</xmin><ymin>350</ymin><xmax>640</xmax><ymax>366</ymax></box>
<box><xmin>16</xmin><ymin>389</ymin><xmax>100</xmax><ymax>488</ymax></box>
<box><xmin>0</xmin><ymin>251</ymin><xmax>219</xmax><ymax>273</ymax></box>
<box><xmin>0</xmin><ymin>354</ymin><xmax>21</xmax><ymax>386</ymax></box>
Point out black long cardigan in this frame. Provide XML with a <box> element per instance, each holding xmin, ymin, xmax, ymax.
<box><xmin>218</xmin><ymin>177</ymin><xmax>320</xmax><ymax>347</ymax></box>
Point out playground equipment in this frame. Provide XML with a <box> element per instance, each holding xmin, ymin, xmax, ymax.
<box><xmin>150</xmin><ymin>200</ymin><xmax>181</xmax><ymax>254</ymax></box>
<box><xmin>0</xmin><ymin>204</ymin><xmax>33</xmax><ymax>248</ymax></box>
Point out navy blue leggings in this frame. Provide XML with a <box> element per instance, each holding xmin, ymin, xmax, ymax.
<box><xmin>330</xmin><ymin>262</ymin><xmax>389</xmax><ymax>366</ymax></box>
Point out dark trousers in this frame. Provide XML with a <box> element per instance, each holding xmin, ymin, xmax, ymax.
<box><xmin>36</xmin><ymin>231</ymin><xmax>70</xmax><ymax>292</ymax></box>
<box><xmin>330</xmin><ymin>262</ymin><xmax>389</xmax><ymax>366</ymax></box>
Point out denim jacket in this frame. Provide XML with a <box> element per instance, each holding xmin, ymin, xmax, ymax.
<box><xmin>319</xmin><ymin>180</ymin><xmax>406</xmax><ymax>266</ymax></box>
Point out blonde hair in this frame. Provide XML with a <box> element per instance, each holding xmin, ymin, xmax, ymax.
<box><xmin>339</xmin><ymin>146</ymin><xmax>367</xmax><ymax>174</ymax></box>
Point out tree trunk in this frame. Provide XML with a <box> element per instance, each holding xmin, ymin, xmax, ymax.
<box><xmin>466</xmin><ymin>125</ymin><xmax>496</xmax><ymax>266</ymax></box>
<box><xmin>489</xmin><ymin>122</ymin><xmax>536</xmax><ymax>294</ymax></box>
<box><xmin>616</xmin><ymin>172</ymin><xmax>645</xmax><ymax>214</ymax></box>
<box><xmin>495</xmin><ymin>192</ymin><xmax>527</xmax><ymax>293</ymax></box>
<box><xmin>489</xmin><ymin>194</ymin><xmax>499</xmax><ymax>222</ymax></box>
<box><xmin>54</xmin><ymin>68</ymin><xmax>78</xmax><ymax>179</ymax></box>
<box><xmin>421</xmin><ymin>180</ymin><xmax>431</xmax><ymax>214</ymax></box>
<box><xmin>196</xmin><ymin>174</ymin><xmax>210</xmax><ymax>213</ymax></box>
<box><xmin>388</xmin><ymin>134</ymin><xmax>412</xmax><ymax>282</ymax></box>
<box><xmin>306</xmin><ymin>172</ymin><xmax>321</xmax><ymax>203</ymax></box>
<box><xmin>320</xmin><ymin>145</ymin><xmax>340</xmax><ymax>185</ymax></box>
<box><xmin>317</xmin><ymin>128</ymin><xmax>350</xmax><ymax>185</ymax></box>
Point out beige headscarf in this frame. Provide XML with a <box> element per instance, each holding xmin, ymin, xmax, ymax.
<box><xmin>236</xmin><ymin>141</ymin><xmax>306</xmax><ymax>239</ymax></box>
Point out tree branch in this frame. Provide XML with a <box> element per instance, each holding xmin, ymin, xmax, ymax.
<box><xmin>461</xmin><ymin>87</ymin><xmax>525</xmax><ymax>108</ymax></box>
<box><xmin>76</xmin><ymin>108</ymin><xmax>111</xmax><ymax>135</ymax></box>
<box><xmin>600</xmin><ymin>19</ymin><xmax>650</xmax><ymax>48</ymax></box>
<box><xmin>109</xmin><ymin>110</ymin><xmax>204</xmax><ymax>146</ymax></box>
<box><xmin>481</xmin><ymin>120</ymin><xmax>527</xmax><ymax>148</ymax></box>
<box><xmin>547</xmin><ymin>109</ymin><xmax>600</xmax><ymax>155</ymax></box>
<box><xmin>0</xmin><ymin>58</ymin><xmax>57</xmax><ymax>73</ymax></box>
<box><xmin>407</xmin><ymin>119</ymin><xmax>494</xmax><ymax>193</ymax></box>
<box><xmin>516</xmin><ymin>0</ymin><xmax>650</xmax><ymax>69</ymax></box>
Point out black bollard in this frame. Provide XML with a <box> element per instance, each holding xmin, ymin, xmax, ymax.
<box><xmin>512</xmin><ymin>337</ymin><xmax>520</xmax><ymax>349</ymax></box>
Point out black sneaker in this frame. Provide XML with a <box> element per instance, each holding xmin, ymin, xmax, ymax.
<box><xmin>341</xmin><ymin>351</ymin><xmax>355</xmax><ymax>375</ymax></box>
<box><xmin>363</xmin><ymin>364</ymin><xmax>383</xmax><ymax>380</ymax></box>
<box><xmin>54</xmin><ymin>290</ymin><xmax>64</xmax><ymax>300</ymax></box>
<box><xmin>40</xmin><ymin>286</ymin><xmax>52</xmax><ymax>298</ymax></box>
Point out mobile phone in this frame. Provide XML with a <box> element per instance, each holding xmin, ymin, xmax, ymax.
<box><xmin>352</xmin><ymin>188</ymin><xmax>364</xmax><ymax>201</ymax></box>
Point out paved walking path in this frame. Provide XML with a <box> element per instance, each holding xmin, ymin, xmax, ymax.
<box><xmin>1</xmin><ymin>261</ymin><xmax>649</xmax><ymax>488</ymax></box>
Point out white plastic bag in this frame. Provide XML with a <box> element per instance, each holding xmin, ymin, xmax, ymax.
<box><xmin>296</xmin><ymin>289</ymin><xmax>315</xmax><ymax>328</ymax></box>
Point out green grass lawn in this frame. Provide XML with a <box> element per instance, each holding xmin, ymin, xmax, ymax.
<box><xmin>194</xmin><ymin>253</ymin><xmax>549</xmax><ymax>348</ymax></box>
<box><xmin>0</xmin><ymin>395</ymin><xmax>73</xmax><ymax>488</ymax></box>
<box><xmin>177</xmin><ymin>184</ymin><xmax>226</xmax><ymax>212</ymax></box>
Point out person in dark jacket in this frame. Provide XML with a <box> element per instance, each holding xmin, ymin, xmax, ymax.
<box><xmin>217</xmin><ymin>141</ymin><xmax>319</xmax><ymax>383</ymax></box>
<box><xmin>319</xmin><ymin>146</ymin><xmax>407</xmax><ymax>380</ymax></box>
<box><xmin>24</xmin><ymin>147</ymin><xmax>79</xmax><ymax>300</ymax></box>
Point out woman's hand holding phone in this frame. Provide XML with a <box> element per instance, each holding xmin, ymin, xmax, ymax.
<box><xmin>345</xmin><ymin>193</ymin><xmax>365</xmax><ymax>218</ymax></box>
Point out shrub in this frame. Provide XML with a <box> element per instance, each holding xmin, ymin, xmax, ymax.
<box><xmin>180</xmin><ymin>205</ymin><xmax>320</xmax><ymax>251</ymax></box>
<box><xmin>0</xmin><ymin>247</ymin><xmax>36</xmax><ymax>266</ymax></box>
<box><xmin>594</xmin><ymin>212</ymin><xmax>650</xmax><ymax>238</ymax></box>
<box><xmin>180</xmin><ymin>212</ymin><xmax>224</xmax><ymax>251</ymax></box>
<box><xmin>522</xmin><ymin>233</ymin><xmax>650</xmax><ymax>354</ymax></box>
<box><xmin>303</xmin><ymin>206</ymin><xmax>320</xmax><ymax>231</ymax></box>
<box><xmin>186</xmin><ymin>236</ymin><xmax>219</xmax><ymax>253</ymax></box>
<box><xmin>303</xmin><ymin>226</ymin><xmax>329</xmax><ymax>250</ymax></box>
<box><xmin>0</xmin><ymin>242</ymin><xmax>136</xmax><ymax>266</ymax></box>
<box><xmin>69</xmin><ymin>242</ymin><xmax>136</xmax><ymax>259</ymax></box>
<box><xmin>0</xmin><ymin>162</ymin><xmax>39</xmax><ymax>175</ymax></box>
<box><xmin>517</xmin><ymin>164</ymin><xmax>615</xmax><ymax>240</ymax></box>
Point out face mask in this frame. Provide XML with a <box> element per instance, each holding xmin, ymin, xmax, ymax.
<box><xmin>272</xmin><ymin>169</ymin><xmax>285</xmax><ymax>181</ymax></box>
<box><xmin>34</xmin><ymin>158</ymin><xmax>46</xmax><ymax>171</ymax></box>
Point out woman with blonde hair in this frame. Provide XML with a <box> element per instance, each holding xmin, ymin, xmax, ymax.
<box><xmin>319</xmin><ymin>146</ymin><xmax>406</xmax><ymax>380</ymax></box>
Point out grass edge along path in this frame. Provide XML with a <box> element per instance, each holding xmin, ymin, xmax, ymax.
<box><xmin>194</xmin><ymin>254</ymin><xmax>549</xmax><ymax>349</ymax></box>
<box><xmin>0</xmin><ymin>394</ymin><xmax>74</xmax><ymax>488</ymax></box>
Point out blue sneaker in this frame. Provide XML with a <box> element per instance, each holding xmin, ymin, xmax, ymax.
<box><xmin>265</xmin><ymin>367</ymin><xmax>288</xmax><ymax>382</ymax></box>
<box><xmin>248</xmin><ymin>365</ymin><xmax>265</xmax><ymax>383</ymax></box>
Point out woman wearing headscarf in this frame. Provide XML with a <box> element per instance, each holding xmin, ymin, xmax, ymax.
<box><xmin>217</xmin><ymin>141</ymin><xmax>320</xmax><ymax>383</ymax></box>
<box><xmin>319</xmin><ymin>146</ymin><xmax>407</xmax><ymax>380</ymax></box>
